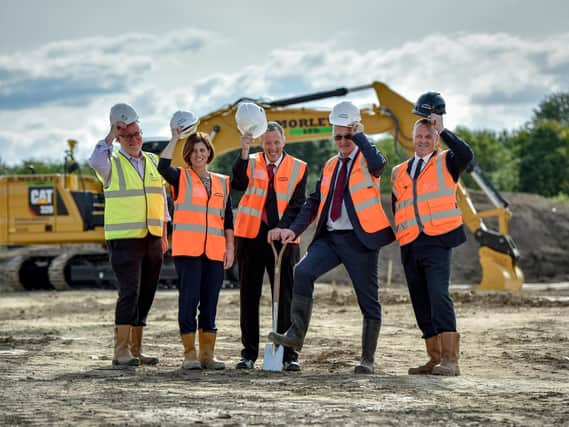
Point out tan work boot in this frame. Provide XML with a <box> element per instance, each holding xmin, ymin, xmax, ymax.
<box><xmin>198</xmin><ymin>329</ymin><xmax>225</xmax><ymax>370</ymax></box>
<box><xmin>181</xmin><ymin>332</ymin><xmax>201</xmax><ymax>370</ymax></box>
<box><xmin>130</xmin><ymin>326</ymin><xmax>159</xmax><ymax>365</ymax></box>
<box><xmin>112</xmin><ymin>325</ymin><xmax>139</xmax><ymax>366</ymax></box>
<box><xmin>408</xmin><ymin>335</ymin><xmax>442</xmax><ymax>375</ymax></box>
<box><xmin>432</xmin><ymin>332</ymin><xmax>460</xmax><ymax>376</ymax></box>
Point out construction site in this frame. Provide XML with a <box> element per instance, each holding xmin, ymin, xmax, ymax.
<box><xmin>1</xmin><ymin>82</ymin><xmax>569</xmax><ymax>426</ymax></box>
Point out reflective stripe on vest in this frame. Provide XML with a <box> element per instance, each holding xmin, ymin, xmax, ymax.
<box><xmin>235</xmin><ymin>152</ymin><xmax>306</xmax><ymax>241</ymax></box>
<box><xmin>103</xmin><ymin>151</ymin><xmax>165</xmax><ymax>240</ymax></box>
<box><xmin>391</xmin><ymin>150</ymin><xmax>462</xmax><ymax>246</ymax></box>
<box><xmin>172</xmin><ymin>168</ymin><xmax>229</xmax><ymax>261</ymax></box>
<box><xmin>316</xmin><ymin>151</ymin><xmax>391</xmax><ymax>233</ymax></box>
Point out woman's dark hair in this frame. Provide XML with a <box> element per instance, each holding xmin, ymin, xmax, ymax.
<box><xmin>182</xmin><ymin>132</ymin><xmax>215</xmax><ymax>165</ymax></box>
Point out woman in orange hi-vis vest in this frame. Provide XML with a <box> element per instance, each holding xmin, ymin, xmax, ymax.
<box><xmin>158</xmin><ymin>118</ymin><xmax>234</xmax><ymax>371</ymax></box>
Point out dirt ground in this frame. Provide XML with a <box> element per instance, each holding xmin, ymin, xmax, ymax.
<box><xmin>1</xmin><ymin>284</ymin><xmax>569</xmax><ymax>426</ymax></box>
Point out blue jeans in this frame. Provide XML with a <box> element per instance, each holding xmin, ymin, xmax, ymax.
<box><xmin>175</xmin><ymin>255</ymin><xmax>224</xmax><ymax>334</ymax></box>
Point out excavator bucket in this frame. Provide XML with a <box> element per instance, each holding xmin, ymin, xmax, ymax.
<box><xmin>478</xmin><ymin>247</ymin><xmax>524</xmax><ymax>291</ymax></box>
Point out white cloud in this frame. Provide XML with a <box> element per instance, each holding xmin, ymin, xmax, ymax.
<box><xmin>1</xmin><ymin>31</ymin><xmax>568</xmax><ymax>165</ymax></box>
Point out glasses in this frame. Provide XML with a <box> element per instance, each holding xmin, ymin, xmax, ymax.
<box><xmin>334</xmin><ymin>134</ymin><xmax>352</xmax><ymax>141</ymax></box>
<box><xmin>118</xmin><ymin>131</ymin><xmax>143</xmax><ymax>140</ymax></box>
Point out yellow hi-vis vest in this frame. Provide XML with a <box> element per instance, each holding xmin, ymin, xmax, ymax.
<box><xmin>316</xmin><ymin>151</ymin><xmax>391</xmax><ymax>233</ymax></box>
<box><xmin>391</xmin><ymin>150</ymin><xmax>462</xmax><ymax>246</ymax></box>
<box><xmin>102</xmin><ymin>151</ymin><xmax>165</xmax><ymax>240</ymax></box>
<box><xmin>235</xmin><ymin>152</ymin><xmax>307</xmax><ymax>241</ymax></box>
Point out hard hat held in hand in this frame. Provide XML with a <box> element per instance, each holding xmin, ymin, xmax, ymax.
<box><xmin>110</xmin><ymin>103</ymin><xmax>139</xmax><ymax>125</ymax></box>
<box><xmin>329</xmin><ymin>101</ymin><xmax>361</xmax><ymax>126</ymax></box>
<box><xmin>170</xmin><ymin>110</ymin><xmax>200</xmax><ymax>139</ymax></box>
<box><xmin>235</xmin><ymin>102</ymin><xmax>268</xmax><ymax>138</ymax></box>
<box><xmin>412</xmin><ymin>92</ymin><xmax>446</xmax><ymax>118</ymax></box>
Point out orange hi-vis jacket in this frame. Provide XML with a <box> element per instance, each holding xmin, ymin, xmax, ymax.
<box><xmin>172</xmin><ymin>168</ymin><xmax>230</xmax><ymax>261</ymax></box>
<box><xmin>316</xmin><ymin>150</ymin><xmax>391</xmax><ymax>233</ymax></box>
<box><xmin>235</xmin><ymin>152</ymin><xmax>307</xmax><ymax>240</ymax></box>
<box><xmin>391</xmin><ymin>150</ymin><xmax>463</xmax><ymax>246</ymax></box>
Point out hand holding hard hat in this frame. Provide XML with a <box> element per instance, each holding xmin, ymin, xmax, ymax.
<box><xmin>170</xmin><ymin>110</ymin><xmax>199</xmax><ymax>140</ymax></box>
<box><xmin>351</xmin><ymin>121</ymin><xmax>364</xmax><ymax>135</ymax></box>
<box><xmin>105</xmin><ymin>103</ymin><xmax>139</xmax><ymax>144</ymax></box>
<box><xmin>235</xmin><ymin>102</ymin><xmax>268</xmax><ymax>138</ymax></box>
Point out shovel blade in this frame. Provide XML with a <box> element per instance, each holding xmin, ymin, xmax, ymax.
<box><xmin>262</xmin><ymin>343</ymin><xmax>284</xmax><ymax>372</ymax></box>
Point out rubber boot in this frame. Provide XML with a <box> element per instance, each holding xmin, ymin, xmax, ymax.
<box><xmin>181</xmin><ymin>332</ymin><xmax>201</xmax><ymax>370</ymax></box>
<box><xmin>112</xmin><ymin>325</ymin><xmax>139</xmax><ymax>366</ymax></box>
<box><xmin>130</xmin><ymin>326</ymin><xmax>159</xmax><ymax>365</ymax></box>
<box><xmin>198</xmin><ymin>329</ymin><xmax>225</xmax><ymax>370</ymax></box>
<box><xmin>408</xmin><ymin>335</ymin><xmax>442</xmax><ymax>375</ymax></box>
<box><xmin>432</xmin><ymin>332</ymin><xmax>460</xmax><ymax>376</ymax></box>
<box><xmin>268</xmin><ymin>294</ymin><xmax>313</xmax><ymax>352</ymax></box>
<box><xmin>354</xmin><ymin>318</ymin><xmax>381</xmax><ymax>374</ymax></box>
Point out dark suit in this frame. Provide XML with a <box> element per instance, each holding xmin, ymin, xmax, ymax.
<box><xmin>394</xmin><ymin>129</ymin><xmax>473</xmax><ymax>338</ymax></box>
<box><xmin>232</xmin><ymin>152</ymin><xmax>307</xmax><ymax>363</ymax></box>
<box><xmin>289</xmin><ymin>133</ymin><xmax>394</xmax><ymax>319</ymax></box>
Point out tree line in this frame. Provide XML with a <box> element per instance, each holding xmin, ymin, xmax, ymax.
<box><xmin>1</xmin><ymin>93</ymin><xmax>567</xmax><ymax>201</ymax></box>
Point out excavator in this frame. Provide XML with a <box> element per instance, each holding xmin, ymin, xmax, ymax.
<box><xmin>0</xmin><ymin>81</ymin><xmax>523</xmax><ymax>292</ymax></box>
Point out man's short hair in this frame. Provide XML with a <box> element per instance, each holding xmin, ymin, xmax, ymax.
<box><xmin>413</xmin><ymin>118</ymin><xmax>438</xmax><ymax>138</ymax></box>
<box><xmin>265</xmin><ymin>121</ymin><xmax>284</xmax><ymax>137</ymax></box>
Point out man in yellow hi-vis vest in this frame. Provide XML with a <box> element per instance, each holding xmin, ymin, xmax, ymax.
<box><xmin>89</xmin><ymin>103</ymin><xmax>169</xmax><ymax>367</ymax></box>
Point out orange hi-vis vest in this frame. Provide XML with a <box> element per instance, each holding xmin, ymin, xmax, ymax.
<box><xmin>391</xmin><ymin>150</ymin><xmax>463</xmax><ymax>246</ymax></box>
<box><xmin>316</xmin><ymin>150</ymin><xmax>391</xmax><ymax>233</ymax></box>
<box><xmin>235</xmin><ymin>152</ymin><xmax>307</xmax><ymax>240</ymax></box>
<box><xmin>172</xmin><ymin>168</ymin><xmax>230</xmax><ymax>261</ymax></box>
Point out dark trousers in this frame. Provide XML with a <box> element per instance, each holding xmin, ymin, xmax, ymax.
<box><xmin>294</xmin><ymin>230</ymin><xmax>382</xmax><ymax>321</ymax></box>
<box><xmin>174</xmin><ymin>255</ymin><xmax>224</xmax><ymax>334</ymax></box>
<box><xmin>108</xmin><ymin>235</ymin><xmax>163</xmax><ymax>326</ymax></box>
<box><xmin>401</xmin><ymin>242</ymin><xmax>457</xmax><ymax>339</ymax></box>
<box><xmin>237</xmin><ymin>223</ymin><xmax>300</xmax><ymax>362</ymax></box>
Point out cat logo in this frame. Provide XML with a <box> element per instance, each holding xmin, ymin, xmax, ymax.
<box><xmin>29</xmin><ymin>187</ymin><xmax>55</xmax><ymax>215</ymax></box>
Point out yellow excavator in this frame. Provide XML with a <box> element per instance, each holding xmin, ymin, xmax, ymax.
<box><xmin>0</xmin><ymin>81</ymin><xmax>523</xmax><ymax>291</ymax></box>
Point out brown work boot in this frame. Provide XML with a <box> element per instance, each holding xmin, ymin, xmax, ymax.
<box><xmin>408</xmin><ymin>335</ymin><xmax>442</xmax><ymax>375</ymax></box>
<box><xmin>112</xmin><ymin>325</ymin><xmax>139</xmax><ymax>366</ymax></box>
<box><xmin>181</xmin><ymin>332</ymin><xmax>201</xmax><ymax>370</ymax></box>
<box><xmin>198</xmin><ymin>329</ymin><xmax>225</xmax><ymax>370</ymax></box>
<box><xmin>130</xmin><ymin>326</ymin><xmax>159</xmax><ymax>365</ymax></box>
<box><xmin>432</xmin><ymin>332</ymin><xmax>460</xmax><ymax>376</ymax></box>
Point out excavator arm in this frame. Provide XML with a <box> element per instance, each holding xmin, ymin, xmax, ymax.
<box><xmin>170</xmin><ymin>81</ymin><xmax>524</xmax><ymax>290</ymax></box>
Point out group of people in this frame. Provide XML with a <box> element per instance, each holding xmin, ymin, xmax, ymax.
<box><xmin>89</xmin><ymin>93</ymin><xmax>473</xmax><ymax>377</ymax></box>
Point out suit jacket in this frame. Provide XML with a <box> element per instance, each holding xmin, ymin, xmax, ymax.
<box><xmin>290</xmin><ymin>133</ymin><xmax>395</xmax><ymax>251</ymax></box>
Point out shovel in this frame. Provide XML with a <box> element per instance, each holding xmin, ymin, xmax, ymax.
<box><xmin>262</xmin><ymin>241</ymin><xmax>287</xmax><ymax>372</ymax></box>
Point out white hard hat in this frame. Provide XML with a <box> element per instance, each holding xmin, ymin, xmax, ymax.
<box><xmin>235</xmin><ymin>102</ymin><xmax>268</xmax><ymax>138</ymax></box>
<box><xmin>110</xmin><ymin>103</ymin><xmax>139</xmax><ymax>125</ymax></box>
<box><xmin>329</xmin><ymin>101</ymin><xmax>361</xmax><ymax>126</ymax></box>
<box><xmin>170</xmin><ymin>110</ymin><xmax>200</xmax><ymax>138</ymax></box>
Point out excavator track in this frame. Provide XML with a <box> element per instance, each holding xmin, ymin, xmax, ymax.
<box><xmin>47</xmin><ymin>252</ymin><xmax>75</xmax><ymax>290</ymax></box>
<box><xmin>0</xmin><ymin>255</ymin><xmax>27</xmax><ymax>292</ymax></box>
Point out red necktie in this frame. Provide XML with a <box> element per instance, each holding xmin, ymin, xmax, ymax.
<box><xmin>330</xmin><ymin>157</ymin><xmax>349</xmax><ymax>222</ymax></box>
<box><xmin>262</xmin><ymin>164</ymin><xmax>276</xmax><ymax>225</ymax></box>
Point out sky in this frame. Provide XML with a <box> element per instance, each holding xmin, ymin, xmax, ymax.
<box><xmin>1</xmin><ymin>0</ymin><xmax>568</xmax><ymax>165</ymax></box>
